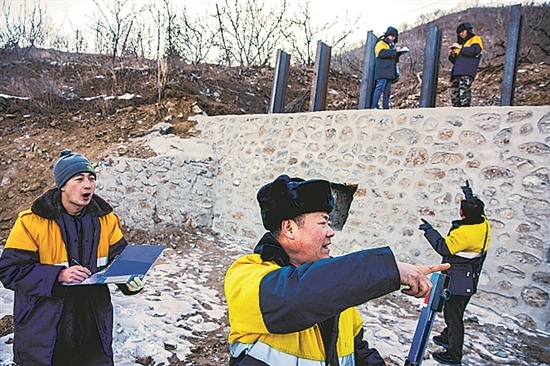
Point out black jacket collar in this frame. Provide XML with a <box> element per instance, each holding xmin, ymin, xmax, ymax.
<box><xmin>253</xmin><ymin>232</ymin><xmax>290</xmax><ymax>267</ymax></box>
<box><xmin>31</xmin><ymin>188</ymin><xmax>113</xmax><ymax>220</ymax></box>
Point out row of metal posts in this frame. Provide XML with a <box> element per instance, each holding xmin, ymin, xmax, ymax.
<box><xmin>269</xmin><ymin>4</ymin><xmax>523</xmax><ymax>113</ymax></box>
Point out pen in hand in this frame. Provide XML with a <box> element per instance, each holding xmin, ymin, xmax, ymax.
<box><xmin>59</xmin><ymin>259</ymin><xmax>90</xmax><ymax>283</ymax></box>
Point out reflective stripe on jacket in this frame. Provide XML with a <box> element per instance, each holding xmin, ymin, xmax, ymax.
<box><xmin>0</xmin><ymin>188</ymin><xmax>126</xmax><ymax>365</ymax></box>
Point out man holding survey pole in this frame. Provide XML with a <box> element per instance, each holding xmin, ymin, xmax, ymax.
<box><xmin>0</xmin><ymin>149</ymin><xmax>144</xmax><ymax>365</ymax></box>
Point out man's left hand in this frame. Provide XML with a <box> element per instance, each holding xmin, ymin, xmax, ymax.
<box><xmin>126</xmin><ymin>277</ymin><xmax>145</xmax><ymax>292</ymax></box>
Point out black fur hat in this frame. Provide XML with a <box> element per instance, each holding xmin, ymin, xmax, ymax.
<box><xmin>257</xmin><ymin>174</ymin><xmax>334</xmax><ymax>231</ymax></box>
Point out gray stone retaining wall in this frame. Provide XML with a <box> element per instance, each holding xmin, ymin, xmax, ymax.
<box><xmin>195</xmin><ymin>106</ymin><xmax>550</xmax><ymax>331</ymax></box>
<box><xmin>96</xmin><ymin>106</ymin><xmax>549</xmax><ymax>331</ymax></box>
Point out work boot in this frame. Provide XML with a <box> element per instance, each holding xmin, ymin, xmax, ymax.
<box><xmin>433</xmin><ymin>335</ymin><xmax>449</xmax><ymax>349</ymax></box>
<box><xmin>432</xmin><ymin>351</ymin><xmax>461</xmax><ymax>365</ymax></box>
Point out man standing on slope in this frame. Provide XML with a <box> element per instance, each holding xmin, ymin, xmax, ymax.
<box><xmin>448</xmin><ymin>22</ymin><xmax>483</xmax><ymax>107</ymax></box>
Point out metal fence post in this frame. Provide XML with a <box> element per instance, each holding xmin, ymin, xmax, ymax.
<box><xmin>269</xmin><ymin>50</ymin><xmax>291</xmax><ymax>113</ymax></box>
<box><xmin>358</xmin><ymin>31</ymin><xmax>378</xmax><ymax>109</ymax></box>
<box><xmin>501</xmin><ymin>4</ymin><xmax>523</xmax><ymax>106</ymax></box>
<box><xmin>419</xmin><ymin>22</ymin><xmax>442</xmax><ymax>108</ymax></box>
<box><xmin>309</xmin><ymin>41</ymin><xmax>332</xmax><ymax>112</ymax></box>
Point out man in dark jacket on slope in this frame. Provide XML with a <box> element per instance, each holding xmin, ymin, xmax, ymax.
<box><xmin>0</xmin><ymin>149</ymin><xmax>145</xmax><ymax>365</ymax></box>
<box><xmin>419</xmin><ymin>181</ymin><xmax>491</xmax><ymax>365</ymax></box>
<box><xmin>371</xmin><ymin>26</ymin><xmax>407</xmax><ymax>109</ymax></box>
<box><xmin>448</xmin><ymin>22</ymin><xmax>483</xmax><ymax>107</ymax></box>
<box><xmin>225</xmin><ymin>174</ymin><xmax>450</xmax><ymax>365</ymax></box>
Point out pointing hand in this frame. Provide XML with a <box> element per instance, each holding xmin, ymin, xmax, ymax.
<box><xmin>418</xmin><ymin>218</ymin><xmax>433</xmax><ymax>232</ymax></box>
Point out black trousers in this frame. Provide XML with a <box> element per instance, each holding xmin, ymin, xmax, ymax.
<box><xmin>441</xmin><ymin>294</ymin><xmax>471</xmax><ymax>361</ymax></box>
<box><xmin>52</xmin><ymin>328</ymin><xmax>113</xmax><ymax>366</ymax></box>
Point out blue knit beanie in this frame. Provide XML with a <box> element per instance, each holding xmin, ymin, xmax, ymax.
<box><xmin>53</xmin><ymin>149</ymin><xmax>96</xmax><ymax>188</ymax></box>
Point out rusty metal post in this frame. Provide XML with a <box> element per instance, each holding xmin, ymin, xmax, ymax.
<box><xmin>501</xmin><ymin>4</ymin><xmax>523</xmax><ymax>106</ymax></box>
<box><xmin>420</xmin><ymin>22</ymin><xmax>442</xmax><ymax>108</ymax></box>
<box><xmin>269</xmin><ymin>50</ymin><xmax>291</xmax><ymax>113</ymax></box>
<box><xmin>309</xmin><ymin>41</ymin><xmax>331</xmax><ymax>112</ymax></box>
<box><xmin>358</xmin><ymin>31</ymin><xmax>378</xmax><ymax>109</ymax></box>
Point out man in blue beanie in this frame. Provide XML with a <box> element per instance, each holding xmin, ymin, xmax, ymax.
<box><xmin>225</xmin><ymin>174</ymin><xmax>450</xmax><ymax>365</ymax></box>
<box><xmin>0</xmin><ymin>149</ymin><xmax>145</xmax><ymax>365</ymax></box>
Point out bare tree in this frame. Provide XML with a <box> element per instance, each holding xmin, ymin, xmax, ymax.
<box><xmin>214</xmin><ymin>0</ymin><xmax>288</xmax><ymax>66</ymax></box>
<box><xmin>0</xmin><ymin>0</ymin><xmax>54</xmax><ymax>55</ymax></box>
<box><xmin>282</xmin><ymin>0</ymin><xmax>361</xmax><ymax>66</ymax></box>
<box><xmin>91</xmin><ymin>0</ymin><xmax>137</xmax><ymax>62</ymax></box>
<box><xmin>175</xmin><ymin>7</ymin><xmax>219</xmax><ymax>65</ymax></box>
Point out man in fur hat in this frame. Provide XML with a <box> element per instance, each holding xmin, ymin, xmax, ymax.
<box><xmin>0</xmin><ymin>149</ymin><xmax>144</xmax><ymax>365</ymax></box>
<box><xmin>448</xmin><ymin>22</ymin><xmax>483</xmax><ymax>107</ymax></box>
<box><xmin>225</xmin><ymin>174</ymin><xmax>450</xmax><ymax>365</ymax></box>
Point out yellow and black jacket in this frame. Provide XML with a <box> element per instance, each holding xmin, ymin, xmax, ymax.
<box><xmin>449</xmin><ymin>33</ymin><xmax>483</xmax><ymax>80</ymax></box>
<box><xmin>423</xmin><ymin>215</ymin><xmax>491</xmax><ymax>296</ymax></box>
<box><xmin>0</xmin><ymin>188</ymin><xmax>129</xmax><ymax>365</ymax></box>
<box><xmin>225</xmin><ymin>232</ymin><xmax>401</xmax><ymax>365</ymax></box>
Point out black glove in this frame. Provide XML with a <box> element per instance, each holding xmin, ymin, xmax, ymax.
<box><xmin>418</xmin><ymin>218</ymin><xmax>433</xmax><ymax>232</ymax></box>
<box><xmin>461</xmin><ymin>180</ymin><xmax>474</xmax><ymax>199</ymax></box>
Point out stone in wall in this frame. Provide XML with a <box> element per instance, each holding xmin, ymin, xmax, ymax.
<box><xmin>518</xmin><ymin>235</ymin><xmax>546</xmax><ymax>251</ymax></box>
<box><xmin>423</xmin><ymin>168</ymin><xmax>445</xmax><ymax>180</ymax></box>
<box><xmin>516</xmin><ymin>222</ymin><xmax>541</xmax><ymax>233</ymax></box>
<box><xmin>475</xmin><ymin>291</ymin><xmax>518</xmax><ymax>309</ymax></box>
<box><xmin>471</xmin><ymin>112</ymin><xmax>501</xmax><ymax>131</ymax></box>
<box><xmin>515</xmin><ymin>313</ymin><xmax>538</xmax><ymax>330</ymax></box>
<box><xmin>538</xmin><ymin>111</ymin><xmax>550</xmax><ymax>133</ymax></box>
<box><xmin>356</xmin><ymin>114</ymin><xmax>376</xmax><ymax>129</ymax></box>
<box><xmin>431</xmin><ymin>152</ymin><xmax>463</xmax><ymax>165</ymax></box>
<box><xmin>521</xmin><ymin>286</ymin><xmax>549</xmax><ymax>308</ymax></box>
<box><xmin>433</xmin><ymin>142</ymin><xmax>459</xmax><ymax>151</ymax></box>
<box><xmin>498</xmin><ymin>264</ymin><xmax>526</xmax><ymax>279</ymax></box>
<box><xmin>533</xmin><ymin>271</ymin><xmax>550</xmax><ymax>286</ymax></box>
<box><xmin>388</xmin><ymin>128</ymin><xmax>420</xmax><ymax>145</ymax></box>
<box><xmin>493</xmin><ymin>128</ymin><xmax>511</xmax><ymax>148</ymax></box>
<box><xmin>522</xmin><ymin>167</ymin><xmax>550</xmax><ymax>194</ymax></box>
<box><xmin>522</xmin><ymin>197</ymin><xmax>550</xmax><ymax>221</ymax></box>
<box><xmin>510</xmin><ymin>251</ymin><xmax>543</xmax><ymax>266</ymax></box>
<box><xmin>520</xmin><ymin>123</ymin><xmax>533</xmax><ymax>135</ymax></box>
<box><xmin>518</xmin><ymin>142</ymin><xmax>550</xmax><ymax>155</ymax></box>
<box><xmin>445</xmin><ymin>116</ymin><xmax>463</xmax><ymax>127</ymax></box>
<box><xmin>405</xmin><ymin>148</ymin><xmax>428</xmax><ymax>166</ymax></box>
<box><xmin>439</xmin><ymin>128</ymin><xmax>454</xmax><ymax>140</ymax></box>
<box><xmin>423</xmin><ymin>117</ymin><xmax>439</xmax><ymax>131</ymax></box>
<box><xmin>376</xmin><ymin>115</ymin><xmax>394</xmax><ymax>130</ymax></box>
<box><xmin>460</xmin><ymin>130</ymin><xmax>486</xmax><ymax>147</ymax></box>
<box><xmin>482</xmin><ymin>166</ymin><xmax>514</xmax><ymax>180</ymax></box>
<box><xmin>503</xmin><ymin>155</ymin><xmax>535</xmax><ymax>170</ymax></box>
<box><xmin>507</xmin><ymin>110</ymin><xmax>533</xmax><ymax>123</ymax></box>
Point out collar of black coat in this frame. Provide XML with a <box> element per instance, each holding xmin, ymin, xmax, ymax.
<box><xmin>451</xmin><ymin>215</ymin><xmax>485</xmax><ymax>229</ymax></box>
<box><xmin>31</xmin><ymin>188</ymin><xmax>113</xmax><ymax>219</ymax></box>
<box><xmin>253</xmin><ymin>232</ymin><xmax>290</xmax><ymax>267</ymax></box>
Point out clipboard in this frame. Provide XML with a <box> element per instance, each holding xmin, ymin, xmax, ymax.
<box><xmin>62</xmin><ymin>244</ymin><xmax>165</xmax><ymax>286</ymax></box>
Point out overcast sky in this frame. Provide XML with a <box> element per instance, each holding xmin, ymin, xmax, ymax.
<box><xmin>5</xmin><ymin>0</ymin><xmax>527</xmax><ymax>41</ymax></box>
